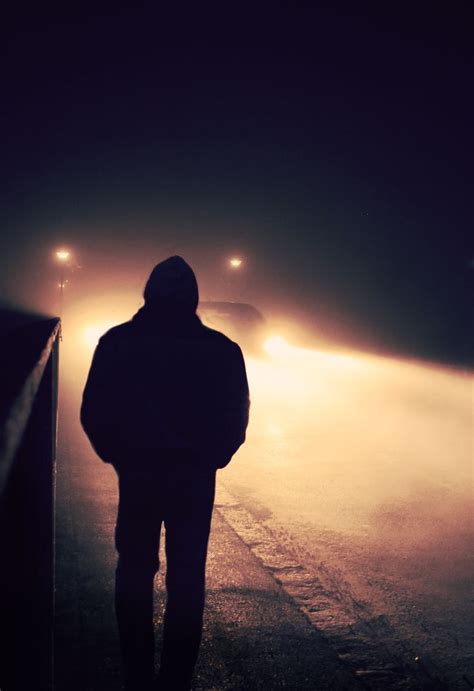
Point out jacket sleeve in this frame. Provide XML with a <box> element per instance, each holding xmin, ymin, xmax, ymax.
<box><xmin>80</xmin><ymin>335</ymin><xmax>121</xmax><ymax>463</ymax></box>
<box><xmin>216</xmin><ymin>343</ymin><xmax>250</xmax><ymax>468</ymax></box>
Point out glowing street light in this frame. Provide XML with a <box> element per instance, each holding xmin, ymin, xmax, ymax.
<box><xmin>55</xmin><ymin>249</ymin><xmax>71</xmax><ymax>262</ymax></box>
<box><xmin>229</xmin><ymin>257</ymin><xmax>243</xmax><ymax>269</ymax></box>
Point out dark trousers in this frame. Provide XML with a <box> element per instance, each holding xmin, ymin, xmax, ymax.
<box><xmin>114</xmin><ymin>462</ymin><xmax>216</xmax><ymax>690</ymax></box>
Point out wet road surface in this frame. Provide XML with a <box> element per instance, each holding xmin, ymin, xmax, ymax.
<box><xmin>220</xmin><ymin>344</ymin><xmax>473</xmax><ymax>689</ymax></box>
<box><xmin>56</xmin><ymin>333</ymin><xmax>473</xmax><ymax>689</ymax></box>
<box><xmin>55</xmin><ymin>392</ymin><xmax>356</xmax><ymax>690</ymax></box>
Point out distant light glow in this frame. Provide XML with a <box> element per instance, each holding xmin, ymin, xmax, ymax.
<box><xmin>55</xmin><ymin>249</ymin><xmax>71</xmax><ymax>261</ymax></box>
<box><xmin>264</xmin><ymin>335</ymin><xmax>290</xmax><ymax>356</ymax></box>
<box><xmin>266</xmin><ymin>421</ymin><xmax>284</xmax><ymax>436</ymax></box>
<box><xmin>83</xmin><ymin>325</ymin><xmax>109</xmax><ymax>348</ymax></box>
<box><xmin>229</xmin><ymin>257</ymin><xmax>243</xmax><ymax>268</ymax></box>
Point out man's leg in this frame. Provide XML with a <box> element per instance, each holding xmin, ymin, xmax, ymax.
<box><xmin>115</xmin><ymin>469</ymin><xmax>163</xmax><ymax>690</ymax></box>
<box><xmin>157</xmin><ymin>471</ymin><xmax>216</xmax><ymax>690</ymax></box>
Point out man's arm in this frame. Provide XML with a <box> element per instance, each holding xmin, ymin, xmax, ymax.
<box><xmin>81</xmin><ymin>335</ymin><xmax>120</xmax><ymax>463</ymax></box>
<box><xmin>217</xmin><ymin>343</ymin><xmax>250</xmax><ymax>468</ymax></box>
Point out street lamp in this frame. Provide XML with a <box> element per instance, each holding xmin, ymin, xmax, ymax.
<box><xmin>55</xmin><ymin>250</ymin><xmax>71</xmax><ymax>262</ymax></box>
<box><xmin>229</xmin><ymin>257</ymin><xmax>243</xmax><ymax>269</ymax></box>
<box><xmin>55</xmin><ymin>248</ymin><xmax>71</xmax><ymax>315</ymax></box>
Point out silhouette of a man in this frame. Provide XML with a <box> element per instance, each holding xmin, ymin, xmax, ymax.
<box><xmin>81</xmin><ymin>256</ymin><xmax>250</xmax><ymax>690</ymax></box>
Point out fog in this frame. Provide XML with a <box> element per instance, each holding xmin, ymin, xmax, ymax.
<box><xmin>234</xmin><ymin>343</ymin><xmax>471</xmax><ymax>556</ymax></box>
<box><xmin>58</xmin><ymin>283</ymin><xmax>472</xmax><ymax>606</ymax></box>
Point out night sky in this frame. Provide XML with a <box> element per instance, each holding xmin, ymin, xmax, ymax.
<box><xmin>1</xmin><ymin>4</ymin><xmax>472</xmax><ymax>364</ymax></box>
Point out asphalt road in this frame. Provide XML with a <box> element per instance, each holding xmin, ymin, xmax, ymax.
<box><xmin>220</xmin><ymin>343</ymin><xmax>473</xmax><ymax>689</ymax></box>
<box><xmin>56</xmin><ymin>330</ymin><xmax>473</xmax><ymax>689</ymax></box>
<box><xmin>55</xmin><ymin>390</ymin><xmax>356</xmax><ymax>690</ymax></box>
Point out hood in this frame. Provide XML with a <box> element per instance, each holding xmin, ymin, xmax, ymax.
<box><xmin>142</xmin><ymin>256</ymin><xmax>199</xmax><ymax>315</ymax></box>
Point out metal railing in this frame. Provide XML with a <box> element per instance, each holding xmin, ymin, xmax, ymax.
<box><xmin>0</xmin><ymin>310</ymin><xmax>60</xmax><ymax>691</ymax></box>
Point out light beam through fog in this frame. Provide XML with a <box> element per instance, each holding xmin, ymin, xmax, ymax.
<box><xmin>223</xmin><ymin>340</ymin><xmax>473</xmax><ymax>682</ymax></box>
<box><xmin>62</xmin><ymin>299</ymin><xmax>472</xmax><ymax>569</ymax></box>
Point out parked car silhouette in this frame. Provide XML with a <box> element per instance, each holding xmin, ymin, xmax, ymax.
<box><xmin>198</xmin><ymin>301</ymin><xmax>266</xmax><ymax>356</ymax></box>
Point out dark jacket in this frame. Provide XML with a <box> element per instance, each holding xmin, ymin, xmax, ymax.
<box><xmin>80</xmin><ymin>257</ymin><xmax>250</xmax><ymax>471</ymax></box>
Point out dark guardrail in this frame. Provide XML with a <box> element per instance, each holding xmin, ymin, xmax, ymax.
<box><xmin>0</xmin><ymin>308</ymin><xmax>60</xmax><ymax>691</ymax></box>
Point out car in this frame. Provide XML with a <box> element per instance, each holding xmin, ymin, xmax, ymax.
<box><xmin>198</xmin><ymin>301</ymin><xmax>267</xmax><ymax>356</ymax></box>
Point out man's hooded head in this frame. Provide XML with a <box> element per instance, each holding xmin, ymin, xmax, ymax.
<box><xmin>143</xmin><ymin>256</ymin><xmax>199</xmax><ymax>314</ymax></box>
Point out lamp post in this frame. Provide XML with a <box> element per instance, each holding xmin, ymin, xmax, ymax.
<box><xmin>55</xmin><ymin>249</ymin><xmax>71</xmax><ymax>316</ymax></box>
<box><xmin>221</xmin><ymin>256</ymin><xmax>244</xmax><ymax>300</ymax></box>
